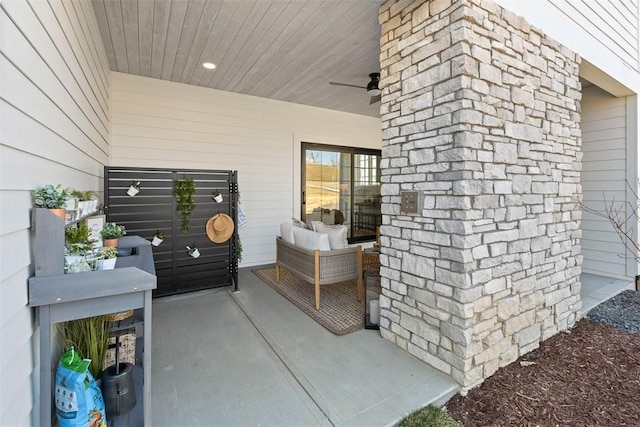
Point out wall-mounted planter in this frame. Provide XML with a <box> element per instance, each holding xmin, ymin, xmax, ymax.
<box><xmin>187</xmin><ymin>245</ymin><xmax>200</xmax><ymax>258</ymax></box>
<box><xmin>211</xmin><ymin>191</ymin><xmax>223</xmax><ymax>203</ymax></box>
<box><xmin>127</xmin><ymin>181</ymin><xmax>141</xmax><ymax>197</ymax></box>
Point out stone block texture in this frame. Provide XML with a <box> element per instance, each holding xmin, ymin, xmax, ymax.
<box><xmin>378</xmin><ymin>0</ymin><xmax>582</xmax><ymax>389</ymax></box>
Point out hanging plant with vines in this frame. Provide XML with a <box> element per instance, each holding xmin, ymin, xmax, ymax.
<box><xmin>174</xmin><ymin>177</ymin><xmax>195</xmax><ymax>233</ymax></box>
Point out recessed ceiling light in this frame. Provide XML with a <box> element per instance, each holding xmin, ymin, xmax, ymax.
<box><xmin>202</xmin><ymin>62</ymin><xmax>216</xmax><ymax>70</ymax></box>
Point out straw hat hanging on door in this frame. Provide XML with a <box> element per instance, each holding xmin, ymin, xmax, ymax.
<box><xmin>206</xmin><ymin>213</ymin><xmax>234</xmax><ymax>243</ymax></box>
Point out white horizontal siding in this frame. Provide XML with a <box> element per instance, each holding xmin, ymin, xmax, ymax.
<box><xmin>0</xmin><ymin>0</ymin><xmax>110</xmax><ymax>424</ymax></box>
<box><xmin>580</xmin><ymin>85</ymin><xmax>629</xmax><ymax>278</ymax></box>
<box><xmin>110</xmin><ymin>72</ymin><xmax>382</xmax><ymax>267</ymax></box>
<box><xmin>551</xmin><ymin>0</ymin><xmax>638</xmax><ymax>69</ymax></box>
<box><xmin>496</xmin><ymin>0</ymin><xmax>640</xmax><ymax>93</ymax></box>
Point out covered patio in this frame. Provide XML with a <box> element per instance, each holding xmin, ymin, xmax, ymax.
<box><xmin>149</xmin><ymin>269</ymin><xmax>633</xmax><ymax>426</ymax></box>
<box><xmin>2</xmin><ymin>0</ymin><xmax>639</xmax><ymax>424</ymax></box>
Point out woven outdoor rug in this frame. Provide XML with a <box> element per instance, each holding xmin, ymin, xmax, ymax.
<box><xmin>253</xmin><ymin>267</ymin><xmax>364</xmax><ymax>335</ymax></box>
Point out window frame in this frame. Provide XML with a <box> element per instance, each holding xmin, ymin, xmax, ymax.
<box><xmin>301</xmin><ymin>142</ymin><xmax>381</xmax><ymax>244</ymax></box>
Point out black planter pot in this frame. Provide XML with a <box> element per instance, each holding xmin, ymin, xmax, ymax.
<box><xmin>101</xmin><ymin>362</ymin><xmax>136</xmax><ymax>419</ymax></box>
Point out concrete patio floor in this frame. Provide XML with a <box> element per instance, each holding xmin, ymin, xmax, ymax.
<box><xmin>151</xmin><ymin>267</ymin><xmax>459</xmax><ymax>427</ymax></box>
<box><xmin>151</xmin><ymin>285</ymin><xmax>328</xmax><ymax>427</ymax></box>
<box><xmin>150</xmin><ymin>269</ymin><xmax>634</xmax><ymax>427</ymax></box>
<box><xmin>580</xmin><ymin>273</ymin><xmax>635</xmax><ymax>315</ymax></box>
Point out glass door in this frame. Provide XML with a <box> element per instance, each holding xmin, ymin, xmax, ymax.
<box><xmin>301</xmin><ymin>143</ymin><xmax>381</xmax><ymax>242</ymax></box>
<box><xmin>353</xmin><ymin>153</ymin><xmax>381</xmax><ymax>238</ymax></box>
<box><xmin>303</xmin><ymin>147</ymin><xmax>351</xmax><ymax>230</ymax></box>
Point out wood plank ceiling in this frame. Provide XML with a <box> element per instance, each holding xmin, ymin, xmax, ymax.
<box><xmin>92</xmin><ymin>0</ymin><xmax>385</xmax><ymax>117</ymax></box>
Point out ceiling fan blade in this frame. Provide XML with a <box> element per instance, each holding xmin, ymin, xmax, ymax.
<box><xmin>369</xmin><ymin>94</ymin><xmax>381</xmax><ymax>105</ymax></box>
<box><xmin>329</xmin><ymin>81</ymin><xmax>367</xmax><ymax>89</ymax></box>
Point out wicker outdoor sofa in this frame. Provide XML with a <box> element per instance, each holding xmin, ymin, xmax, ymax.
<box><xmin>275</xmin><ymin>236</ymin><xmax>363</xmax><ymax>310</ymax></box>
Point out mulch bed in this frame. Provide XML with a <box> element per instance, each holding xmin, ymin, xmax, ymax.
<box><xmin>446</xmin><ymin>318</ymin><xmax>640</xmax><ymax>426</ymax></box>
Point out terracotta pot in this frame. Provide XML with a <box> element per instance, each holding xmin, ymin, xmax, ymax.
<box><xmin>49</xmin><ymin>208</ymin><xmax>66</xmax><ymax>221</ymax></box>
<box><xmin>104</xmin><ymin>238</ymin><xmax>118</xmax><ymax>247</ymax></box>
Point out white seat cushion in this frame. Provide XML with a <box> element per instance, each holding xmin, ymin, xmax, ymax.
<box><xmin>292</xmin><ymin>227</ymin><xmax>331</xmax><ymax>251</ymax></box>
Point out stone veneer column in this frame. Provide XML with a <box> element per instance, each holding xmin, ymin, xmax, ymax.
<box><xmin>378</xmin><ymin>0</ymin><xmax>582</xmax><ymax>389</ymax></box>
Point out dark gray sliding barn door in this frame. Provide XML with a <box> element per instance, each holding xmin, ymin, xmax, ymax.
<box><xmin>104</xmin><ymin>167</ymin><xmax>238</xmax><ymax>297</ymax></box>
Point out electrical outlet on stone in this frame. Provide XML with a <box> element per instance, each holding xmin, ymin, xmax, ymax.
<box><xmin>400</xmin><ymin>191</ymin><xmax>422</xmax><ymax>215</ymax></box>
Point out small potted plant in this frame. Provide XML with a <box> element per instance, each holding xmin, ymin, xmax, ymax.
<box><xmin>65</xmin><ymin>225</ymin><xmax>94</xmax><ymax>254</ymax></box>
<box><xmin>211</xmin><ymin>190</ymin><xmax>223</xmax><ymax>203</ymax></box>
<box><xmin>64</xmin><ymin>225</ymin><xmax>96</xmax><ymax>273</ymax></box>
<box><xmin>127</xmin><ymin>181</ymin><xmax>141</xmax><ymax>197</ymax></box>
<box><xmin>62</xmin><ymin>315</ymin><xmax>112</xmax><ymax>381</ymax></box>
<box><xmin>73</xmin><ymin>190</ymin><xmax>97</xmax><ymax>216</ymax></box>
<box><xmin>33</xmin><ymin>184</ymin><xmax>73</xmax><ymax>220</ymax></box>
<box><xmin>151</xmin><ymin>231</ymin><xmax>166</xmax><ymax>246</ymax></box>
<box><xmin>101</xmin><ymin>223</ymin><xmax>126</xmax><ymax>247</ymax></box>
<box><xmin>100</xmin><ymin>246</ymin><xmax>118</xmax><ymax>270</ymax></box>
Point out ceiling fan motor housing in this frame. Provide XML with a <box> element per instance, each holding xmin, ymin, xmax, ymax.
<box><xmin>367</xmin><ymin>73</ymin><xmax>381</xmax><ymax>96</ymax></box>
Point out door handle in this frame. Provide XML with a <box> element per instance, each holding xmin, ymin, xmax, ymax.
<box><xmin>302</xmin><ymin>191</ymin><xmax>306</xmax><ymax>205</ymax></box>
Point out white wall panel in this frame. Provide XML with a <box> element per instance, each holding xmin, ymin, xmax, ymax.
<box><xmin>496</xmin><ymin>0</ymin><xmax>640</xmax><ymax>94</ymax></box>
<box><xmin>0</xmin><ymin>0</ymin><xmax>109</xmax><ymax>423</ymax></box>
<box><xmin>581</xmin><ymin>85</ymin><xmax>630</xmax><ymax>278</ymax></box>
<box><xmin>110</xmin><ymin>72</ymin><xmax>382</xmax><ymax>267</ymax></box>
<box><xmin>0</xmin><ymin>337</ymin><xmax>35</xmax><ymax>426</ymax></box>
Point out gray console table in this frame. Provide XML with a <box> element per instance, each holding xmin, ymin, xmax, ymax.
<box><xmin>28</xmin><ymin>209</ymin><xmax>156</xmax><ymax>426</ymax></box>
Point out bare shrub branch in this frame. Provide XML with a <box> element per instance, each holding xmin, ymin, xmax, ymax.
<box><xmin>581</xmin><ymin>180</ymin><xmax>640</xmax><ymax>262</ymax></box>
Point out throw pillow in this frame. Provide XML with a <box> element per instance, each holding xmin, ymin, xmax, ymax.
<box><xmin>310</xmin><ymin>220</ymin><xmax>321</xmax><ymax>232</ymax></box>
<box><xmin>292</xmin><ymin>227</ymin><xmax>331</xmax><ymax>251</ymax></box>
<box><xmin>280</xmin><ymin>222</ymin><xmax>295</xmax><ymax>244</ymax></box>
<box><xmin>311</xmin><ymin>221</ymin><xmax>348</xmax><ymax>250</ymax></box>
<box><xmin>291</xmin><ymin>218</ymin><xmax>311</xmax><ymax>230</ymax></box>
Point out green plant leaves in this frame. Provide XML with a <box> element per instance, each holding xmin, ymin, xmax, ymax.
<box><xmin>33</xmin><ymin>184</ymin><xmax>73</xmax><ymax>209</ymax></box>
<box><xmin>62</xmin><ymin>315</ymin><xmax>113</xmax><ymax>380</ymax></box>
<box><xmin>65</xmin><ymin>225</ymin><xmax>94</xmax><ymax>255</ymax></box>
<box><xmin>101</xmin><ymin>223</ymin><xmax>126</xmax><ymax>239</ymax></box>
<box><xmin>174</xmin><ymin>177</ymin><xmax>195</xmax><ymax>233</ymax></box>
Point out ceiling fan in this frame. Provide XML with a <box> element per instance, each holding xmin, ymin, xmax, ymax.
<box><xmin>329</xmin><ymin>73</ymin><xmax>381</xmax><ymax>104</ymax></box>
